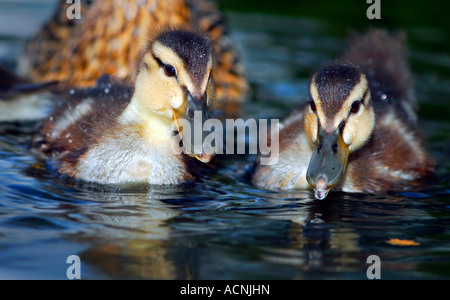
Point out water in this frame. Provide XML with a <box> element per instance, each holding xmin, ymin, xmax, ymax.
<box><xmin>0</xmin><ymin>0</ymin><xmax>449</xmax><ymax>280</ymax></box>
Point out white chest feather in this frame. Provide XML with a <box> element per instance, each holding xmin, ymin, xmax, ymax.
<box><xmin>73</xmin><ymin>129</ymin><xmax>189</xmax><ymax>185</ymax></box>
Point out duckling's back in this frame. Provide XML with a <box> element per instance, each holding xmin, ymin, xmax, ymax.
<box><xmin>340</xmin><ymin>30</ymin><xmax>414</xmax><ymax>109</ymax></box>
<box><xmin>32</xmin><ymin>77</ymin><xmax>133</xmax><ymax>163</ymax></box>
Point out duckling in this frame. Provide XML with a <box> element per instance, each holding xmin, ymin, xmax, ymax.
<box><xmin>19</xmin><ymin>0</ymin><xmax>247</xmax><ymax>116</ymax></box>
<box><xmin>252</xmin><ymin>30</ymin><xmax>435</xmax><ymax>199</ymax></box>
<box><xmin>32</xmin><ymin>29</ymin><xmax>215</xmax><ymax>185</ymax></box>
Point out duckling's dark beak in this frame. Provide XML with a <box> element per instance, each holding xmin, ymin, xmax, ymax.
<box><xmin>172</xmin><ymin>92</ymin><xmax>214</xmax><ymax>163</ymax></box>
<box><xmin>306</xmin><ymin>126</ymin><xmax>349</xmax><ymax>200</ymax></box>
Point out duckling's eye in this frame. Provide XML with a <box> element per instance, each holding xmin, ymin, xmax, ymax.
<box><xmin>164</xmin><ymin>65</ymin><xmax>176</xmax><ymax>77</ymax></box>
<box><xmin>350</xmin><ymin>100</ymin><xmax>361</xmax><ymax>113</ymax></box>
<box><xmin>310</xmin><ymin>100</ymin><xmax>317</xmax><ymax>112</ymax></box>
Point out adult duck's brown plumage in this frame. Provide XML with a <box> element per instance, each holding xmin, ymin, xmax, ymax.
<box><xmin>32</xmin><ymin>29</ymin><xmax>215</xmax><ymax>185</ymax></box>
<box><xmin>252</xmin><ymin>30</ymin><xmax>434</xmax><ymax>199</ymax></box>
<box><xmin>19</xmin><ymin>0</ymin><xmax>247</xmax><ymax>116</ymax></box>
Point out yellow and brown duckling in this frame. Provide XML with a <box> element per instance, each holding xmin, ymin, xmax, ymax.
<box><xmin>18</xmin><ymin>0</ymin><xmax>247</xmax><ymax>116</ymax></box>
<box><xmin>32</xmin><ymin>29</ymin><xmax>215</xmax><ymax>185</ymax></box>
<box><xmin>252</xmin><ymin>30</ymin><xmax>435</xmax><ymax>199</ymax></box>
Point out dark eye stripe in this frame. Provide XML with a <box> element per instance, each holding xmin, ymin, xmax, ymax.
<box><xmin>153</xmin><ymin>55</ymin><xmax>164</xmax><ymax>68</ymax></box>
<box><xmin>152</xmin><ymin>54</ymin><xmax>177</xmax><ymax>78</ymax></box>
<box><xmin>362</xmin><ymin>89</ymin><xmax>369</xmax><ymax>104</ymax></box>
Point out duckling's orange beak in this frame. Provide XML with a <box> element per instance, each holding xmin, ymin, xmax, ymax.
<box><xmin>172</xmin><ymin>92</ymin><xmax>214</xmax><ymax>163</ymax></box>
<box><xmin>306</xmin><ymin>126</ymin><xmax>349</xmax><ymax>200</ymax></box>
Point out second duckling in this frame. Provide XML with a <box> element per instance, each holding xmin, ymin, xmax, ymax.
<box><xmin>252</xmin><ymin>30</ymin><xmax>435</xmax><ymax>199</ymax></box>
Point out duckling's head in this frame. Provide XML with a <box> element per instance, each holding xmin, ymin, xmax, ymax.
<box><xmin>132</xmin><ymin>29</ymin><xmax>214</xmax><ymax>162</ymax></box>
<box><xmin>304</xmin><ymin>64</ymin><xmax>375</xmax><ymax>199</ymax></box>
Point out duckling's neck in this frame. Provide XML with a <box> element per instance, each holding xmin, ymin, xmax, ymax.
<box><xmin>119</xmin><ymin>95</ymin><xmax>174</xmax><ymax>145</ymax></box>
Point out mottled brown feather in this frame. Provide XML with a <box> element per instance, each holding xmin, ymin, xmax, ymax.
<box><xmin>20</xmin><ymin>0</ymin><xmax>248</xmax><ymax>116</ymax></box>
<box><xmin>32</xmin><ymin>77</ymin><xmax>132</xmax><ymax>169</ymax></box>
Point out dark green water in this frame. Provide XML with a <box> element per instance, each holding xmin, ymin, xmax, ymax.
<box><xmin>0</xmin><ymin>0</ymin><xmax>449</xmax><ymax>279</ymax></box>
